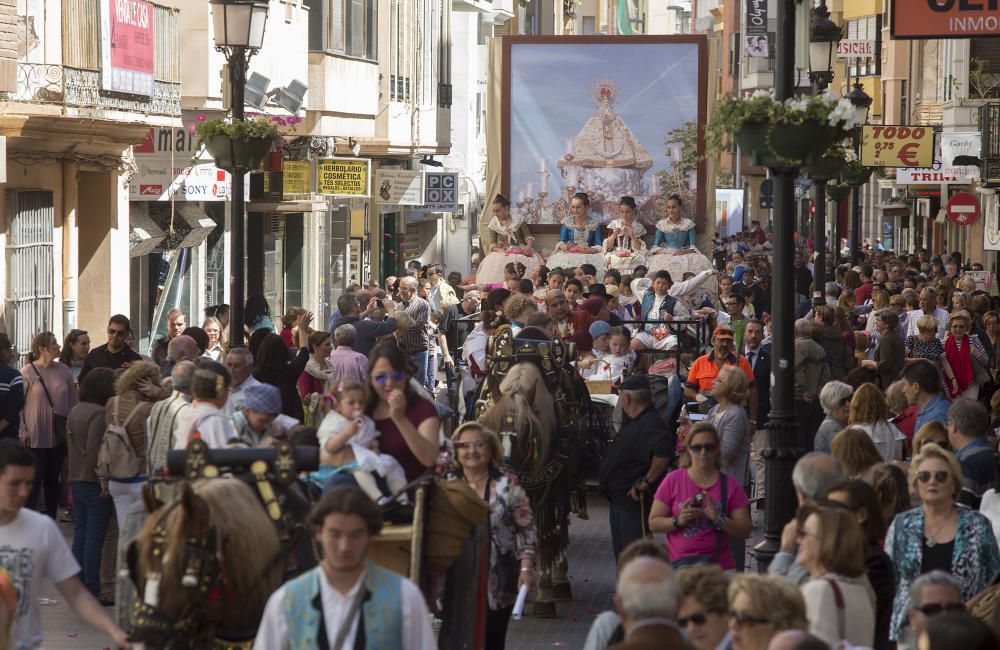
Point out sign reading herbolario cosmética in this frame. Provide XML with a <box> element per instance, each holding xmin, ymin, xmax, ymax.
<box><xmin>892</xmin><ymin>1</ymin><xmax>1000</xmax><ymax>39</ymax></box>
<box><xmin>101</xmin><ymin>0</ymin><xmax>155</xmax><ymax>96</ymax></box>
<box><xmin>861</xmin><ymin>125</ymin><xmax>935</xmax><ymax>168</ymax></box>
<box><xmin>317</xmin><ymin>158</ymin><xmax>372</xmax><ymax>197</ymax></box>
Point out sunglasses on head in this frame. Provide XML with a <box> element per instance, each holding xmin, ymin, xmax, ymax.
<box><xmin>916</xmin><ymin>470</ymin><xmax>950</xmax><ymax>484</ymax></box>
<box><xmin>688</xmin><ymin>443</ymin><xmax>718</xmax><ymax>454</ymax></box>
<box><xmin>373</xmin><ymin>371</ymin><xmax>407</xmax><ymax>385</ymax></box>
<box><xmin>914</xmin><ymin>602</ymin><xmax>964</xmax><ymax>616</ymax></box>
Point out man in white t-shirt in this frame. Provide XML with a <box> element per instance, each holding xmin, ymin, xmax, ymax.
<box><xmin>0</xmin><ymin>440</ymin><xmax>129</xmax><ymax>649</ymax></box>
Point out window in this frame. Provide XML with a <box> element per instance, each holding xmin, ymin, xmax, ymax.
<box><xmin>847</xmin><ymin>15</ymin><xmax>882</xmax><ymax>77</ymax></box>
<box><xmin>729</xmin><ymin>32</ymin><xmax>740</xmax><ymax>76</ymax></box>
<box><xmin>306</xmin><ymin>0</ymin><xmax>376</xmax><ymax>59</ymax></box>
<box><xmin>900</xmin><ymin>79</ymin><xmax>908</xmax><ymax>122</ymax></box>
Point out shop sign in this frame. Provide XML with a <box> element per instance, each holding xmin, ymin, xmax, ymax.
<box><xmin>317</xmin><ymin>157</ymin><xmax>371</xmax><ymax>197</ymax></box>
<box><xmin>861</xmin><ymin>125</ymin><xmax>934</xmax><ymax>168</ymax></box>
<box><xmin>837</xmin><ymin>40</ymin><xmax>874</xmax><ymax>58</ymax></box>
<box><xmin>420</xmin><ymin>172</ymin><xmax>458</xmax><ymax>211</ymax></box>
<box><xmin>744</xmin><ymin>0</ymin><xmax>768</xmax><ymax>58</ymax></box>
<box><xmin>896</xmin><ymin>159</ymin><xmax>962</xmax><ymax>185</ymax></box>
<box><xmin>892</xmin><ymin>1</ymin><xmax>1000</xmax><ymax>40</ymax></box>
<box><xmin>375</xmin><ymin>169</ymin><xmax>425</xmax><ymax>206</ymax></box>
<box><xmin>282</xmin><ymin>161</ymin><xmax>311</xmax><ymax>195</ymax></box>
<box><xmin>964</xmin><ymin>271</ymin><xmax>997</xmax><ymax>291</ymax></box>
<box><xmin>940</xmin><ymin>132</ymin><xmax>981</xmax><ymax>179</ymax></box>
<box><xmin>130</xmin><ymin>127</ymin><xmax>231</xmax><ymax>202</ymax></box>
<box><xmin>101</xmin><ymin>0</ymin><xmax>155</xmax><ymax>96</ymax></box>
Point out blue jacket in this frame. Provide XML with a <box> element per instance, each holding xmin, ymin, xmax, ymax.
<box><xmin>914</xmin><ymin>393</ymin><xmax>951</xmax><ymax>432</ymax></box>
<box><xmin>639</xmin><ymin>291</ymin><xmax>678</xmax><ymax>326</ymax></box>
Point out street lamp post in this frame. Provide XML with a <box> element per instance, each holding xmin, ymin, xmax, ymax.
<box><xmin>754</xmin><ymin>0</ymin><xmax>799</xmax><ymax>569</ymax></box>
<box><xmin>210</xmin><ymin>0</ymin><xmax>270</xmax><ymax>348</ymax></box>
<box><xmin>808</xmin><ymin>3</ymin><xmax>841</xmax><ymax>306</ymax></box>
<box><xmin>847</xmin><ymin>82</ymin><xmax>873</xmax><ymax>265</ymax></box>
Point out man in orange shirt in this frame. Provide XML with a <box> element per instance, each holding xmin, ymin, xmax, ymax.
<box><xmin>685</xmin><ymin>325</ymin><xmax>758</xmax><ymax>423</ymax></box>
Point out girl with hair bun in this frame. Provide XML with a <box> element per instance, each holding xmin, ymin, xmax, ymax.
<box><xmin>476</xmin><ymin>193</ymin><xmax>545</xmax><ymax>285</ymax></box>
<box><xmin>646</xmin><ymin>194</ymin><xmax>717</xmax><ymax>298</ymax></box>
<box><xmin>603</xmin><ymin>196</ymin><xmax>648</xmax><ymax>275</ymax></box>
<box><xmin>547</xmin><ymin>191</ymin><xmax>607</xmax><ymax>277</ymax></box>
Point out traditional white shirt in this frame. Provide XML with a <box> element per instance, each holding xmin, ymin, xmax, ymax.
<box><xmin>173</xmin><ymin>401</ymin><xmax>238</xmax><ymax>449</ymax></box>
<box><xmin>224</xmin><ymin>375</ymin><xmax>263</xmax><ymax>416</ymax></box>
<box><xmin>253</xmin><ymin>568</ymin><xmax>436</xmax><ymax>650</ymax></box>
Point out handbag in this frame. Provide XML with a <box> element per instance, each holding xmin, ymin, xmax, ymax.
<box><xmin>672</xmin><ymin>473</ymin><xmax>728</xmax><ymax>569</ymax></box>
<box><xmin>29</xmin><ymin>363</ymin><xmax>67</xmax><ymax>447</ymax></box>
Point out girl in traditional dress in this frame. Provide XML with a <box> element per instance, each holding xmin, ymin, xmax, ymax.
<box><xmin>546</xmin><ymin>192</ymin><xmax>606</xmax><ymax>278</ymax></box>
<box><xmin>647</xmin><ymin>194</ymin><xmax>716</xmax><ymax>296</ymax></box>
<box><xmin>603</xmin><ymin>196</ymin><xmax>648</xmax><ymax>275</ymax></box>
<box><xmin>476</xmin><ymin>194</ymin><xmax>544</xmax><ymax>285</ymax></box>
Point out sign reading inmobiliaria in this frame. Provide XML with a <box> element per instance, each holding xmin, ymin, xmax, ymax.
<box><xmin>101</xmin><ymin>0</ymin><xmax>155</xmax><ymax>96</ymax></box>
<box><xmin>892</xmin><ymin>1</ymin><xmax>1000</xmax><ymax>39</ymax></box>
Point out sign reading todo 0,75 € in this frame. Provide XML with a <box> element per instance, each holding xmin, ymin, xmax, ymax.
<box><xmin>861</xmin><ymin>125</ymin><xmax>934</xmax><ymax>169</ymax></box>
<box><xmin>317</xmin><ymin>158</ymin><xmax>372</xmax><ymax>197</ymax></box>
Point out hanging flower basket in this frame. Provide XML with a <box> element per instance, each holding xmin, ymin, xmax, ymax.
<box><xmin>802</xmin><ymin>148</ymin><xmax>847</xmax><ymax>181</ymax></box>
<box><xmin>708</xmin><ymin>90</ymin><xmax>864</xmax><ymax>170</ymax></box>
<box><xmin>826</xmin><ymin>183</ymin><xmax>851</xmax><ymax>202</ymax></box>
<box><xmin>841</xmin><ymin>161</ymin><xmax>874</xmax><ymax>186</ymax></box>
<box><xmin>194</xmin><ymin>116</ymin><xmax>280</xmax><ymax>171</ymax></box>
<box><xmin>203</xmin><ymin>135</ymin><xmax>274</xmax><ymax>171</ymax></box>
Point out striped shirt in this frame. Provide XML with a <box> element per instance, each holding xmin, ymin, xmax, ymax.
<box><xmin>0</xmin><ymin>365</ymin><xmax>25</xmax><ymax>437</ymax></box>
<box><xmin>396</xmin><ymin>296</ymin><xmax>430</xmax><ymax>353</ymax></box>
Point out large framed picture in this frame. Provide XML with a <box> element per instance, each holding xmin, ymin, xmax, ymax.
<box><xmin>501</xmin><ymin>35</ymin><xmax>707</xmax><ymax>232</ymax></box>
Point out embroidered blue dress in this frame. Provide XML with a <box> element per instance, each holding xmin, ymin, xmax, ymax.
<box><xmin>884</xmin><ymin>506</ymin><xmax>1000</xmax><ymax>640</ymax></box>
<box><xmin>546</xmin><ymin>217</ymin><xmax>606</xmax><ymax>276</ymax></box>
<box><xmin>646</xmin><ymin>216</ymin><xmax>717</xmax><ymax>297</ymax></box>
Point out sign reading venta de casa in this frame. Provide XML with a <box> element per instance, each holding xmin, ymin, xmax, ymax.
<box><xmin>892</xmin><ymin>1</ymin><xmax>1000</xmax><ymax>39</ymax></box>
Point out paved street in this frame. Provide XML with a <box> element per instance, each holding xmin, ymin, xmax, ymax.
<box><xmin>39</xmin><ymin>495</ymin><xmax>764</xmax><ymax>649</ymax></box>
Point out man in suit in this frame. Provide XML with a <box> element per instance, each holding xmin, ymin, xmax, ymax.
<box><xmin>744</xmin><ymin>319</ymin><xmax>770</xmax><ymax>509</ymax></box>
<box><xmin>609</xmin><ymin>557</ymin><xmax>693</xmax><ymax>650</ymax></box>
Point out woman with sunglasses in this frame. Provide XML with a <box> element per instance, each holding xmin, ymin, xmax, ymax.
<box><xmin>366</xmin><ymin>342</ymin><xmax>440</xmax><ymax>482</ymax></box>
<box><xmin>885</xmin><ymin>443</ymin><xmax>1000</xmax><ymax>642</ymax></box>
<box><xmin>942</xmin><ymin>310</ymin><xmax>989</xmax><ymax>400</ymax></box>
<box><xmin>648</xmin><ymin>422</ymin><xmax>751</xmax><ymax>570</ymax></box>
<box><xmin>813</xmin><ymin>381</ymin><xmax>853</xmax><ymax>454</ymax></box>
<box><xmin>727</xmin><ymin>574</ymin><xmax>807</xmax><ymax>650</ymax></box>
<box><xmin>58</xmin><ymin>330</ymin><xmax>90</xmax><ymax>383</ymax></box>
<box><xmin>675</xmin><ymin>565</ymin><xmax>730</xmax><ymax>650</ymax></box>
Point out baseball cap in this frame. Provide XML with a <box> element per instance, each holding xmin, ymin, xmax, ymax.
<box><xmin>713</xmin><ymin>325</ymin><xmax>735</xmax><ymax>340</ymax></box>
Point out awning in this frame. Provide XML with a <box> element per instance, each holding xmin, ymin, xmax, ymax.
<box><xmin>880</xmin><ymin>207</ymin><xmax>910</xmax><ymax>217</ymax></box>
<box><xmin>129</xmin><ymin>213</ymin><xmax>166</xmax><ymax>257</ymax></box>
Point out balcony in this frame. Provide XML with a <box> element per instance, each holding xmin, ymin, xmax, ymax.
<box><xmin>979</xmin><ymin>102</ymin><xmax>1000</xmax><ymax>188</ymax></box>
<box><xmin>2</xmin><ymin>0</ymin><xmax>180</xmax><ymax>117</ymax></box>
<box><xmin>454</xmin><ymin>0</ymin><xmax>514</xmax><ymax>21</ymax></box>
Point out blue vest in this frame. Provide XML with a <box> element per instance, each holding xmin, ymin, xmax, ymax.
<box><xmin>640</xmin><ymin>291</ymin><xmax>678</xmax><ymax>330</ymax></box>
<box><xmin>282</xmin><ymin>561</ymin><xmax>403</xmax><ymax>650</ymax></box>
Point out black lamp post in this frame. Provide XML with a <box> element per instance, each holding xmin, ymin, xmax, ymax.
<box><xmin>846</xmin><ymin>82</ymin><xmax>873</xmax><ymax>264</ymax></box>
<box><xmin>807</xmin><ymin>4</ymin><xmax>841</xmax><ymax>305</ymax></box>
<box><xmin>808</xmin><ymin>3</ymin><xmax>840</xmax><ymax>92</ymax></box>
<box><xmin>210</xmin><ymin>0</ymin><xmax>270</xmax><ymax>348</ymax></box>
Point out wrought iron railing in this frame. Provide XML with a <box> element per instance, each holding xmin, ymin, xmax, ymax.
<box><xmin>7</xmin><ymin>63</ymin><xmax>64</xmax><ymax>102</ymax></box>
<box><xmin>980</xmin><ymin>102</ymin><xmax>1000</xmax><ymax>187</ymax></box>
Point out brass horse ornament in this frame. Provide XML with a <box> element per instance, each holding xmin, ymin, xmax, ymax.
<box><xmin>476</xmin><ymin>325</ymin><xmax>590</xmax><ymax>618</ymax></box>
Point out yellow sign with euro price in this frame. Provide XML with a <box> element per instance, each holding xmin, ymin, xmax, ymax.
<box><xmin>317</xmin><ymin>158</ymin><xmax>371</xmax><ymax>197</ymax></box>
<box><xmin>860</xmin><ymin>125</ymin><xmax>934</xmax><ymax>168</ymax></box>
<box><xmin>282</xmin><ymin>161</ymin><xmax>311</xmax><ymax>195</ymax></box>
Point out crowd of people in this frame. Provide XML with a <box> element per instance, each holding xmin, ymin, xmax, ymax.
<box><xmin>3</xmin><ymin>189</ymin><xmax>1000</xmax><ymax>650</ymax></box>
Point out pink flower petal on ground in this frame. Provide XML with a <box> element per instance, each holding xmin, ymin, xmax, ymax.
<box><xmin>567</xmin><ymin>616</ymin><xmax>577</xmax><ymax>622</ymax></box>
<box><xmin>586</xmin><ymin>608</ymin><xmax>600</xmax><ymax>615</ymax></box>
<box><xmin>67</xmin><ymin>633</ymin><xmax>78</xmax><ymax>638</ymax></box>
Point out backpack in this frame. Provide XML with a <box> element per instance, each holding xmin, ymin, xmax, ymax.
<box><xmin>97</xmin><ymin>397</ymin><xmax>146</xmax><ymax>479</ymax></box>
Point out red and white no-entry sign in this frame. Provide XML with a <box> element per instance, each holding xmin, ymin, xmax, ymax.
<box><xmin>946</xmin><ymin>192</ymin><xmax>980</xmax><ymax>226</ymax></box>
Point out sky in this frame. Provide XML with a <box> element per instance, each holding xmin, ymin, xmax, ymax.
<box><xmin>508</xmin><ymin>41</ymin><xmax>701</xmax><ymax>198</ymax></box>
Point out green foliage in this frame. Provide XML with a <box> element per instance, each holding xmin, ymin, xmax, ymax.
<box><xmin>195</xmin><ymin>116</ymin><xmax>280</xmax><ymax>145</ymax></box>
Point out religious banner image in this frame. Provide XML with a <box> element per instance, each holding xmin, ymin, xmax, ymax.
<box><xmin>502</xmin><ymin>37</ymin><xmax>707</xmax><ymax>227</ymax></box>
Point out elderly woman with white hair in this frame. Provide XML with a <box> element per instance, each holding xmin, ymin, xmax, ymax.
<box><xmin>613</xmin><ymin>556</ymin><xmax>686</xmax><ymax>648</ymax></box>
<box><xmin>813</xmin><ymin>381</ymin><xmax>854</xmax><ymax>454</ymax></box>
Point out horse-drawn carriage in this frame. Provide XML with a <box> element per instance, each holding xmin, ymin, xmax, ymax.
<box><xmin>119</xmin><ymin>439</ymin><xmax>491</xmax><ymax>649</ymax></box>
<box><xmin>474</xmin><ymin>324</ymin><xmax>594</xmax><ymax>618</ymax></box>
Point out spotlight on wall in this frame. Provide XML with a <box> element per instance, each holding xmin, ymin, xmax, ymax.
<box><xmin>349</xmin><ymin>137</ymin><xmax>362</xmax><ymax>157</ymax></box>
<box><xmin>419</xmin><ymin>155</ymin><xmax>443</xmax><ymax>167</ymax></box>
<box><xmin>244</xmin><ymin>72</ymin><xmax>271</xmax><ymax>109</ymax></box>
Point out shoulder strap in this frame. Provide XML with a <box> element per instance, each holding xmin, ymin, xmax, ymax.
<box><xmin>825</xmin><ymin>578</ymin><xmax>846</xmax><ymax>640</ymax></box>
<box><xmin>30</xmin><ymin>363</ymin><xmax>55</xmax><ymax>409</ymax></box>
<box><xmin>713</xmin><ymin>473</ymin><xmax>729</xmax><ymax>562</ymax></box>
<box><xmin>118</xmin><ymin>401</ymin><xmax>147</xmax><ymax>430</ymax></box>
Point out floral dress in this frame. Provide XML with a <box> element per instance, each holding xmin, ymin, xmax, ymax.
<box><xmin>603</xmin><ymin>218</ymin><xmax>648</xmax><ymax>274</ymax></box>
<box><xmin>546</xmin><ymin>217</ymin><xmax>606</xmax><ymax>277</ymax></box>
<box><xmin>476</xmin><ymin>214</ymin><xmax>544</xmax><ymax>284</ymax></box>
<box><xmin>483</xmin><ymin>471</ymin><xmax>537</xmax><ymax>610</ymax></box>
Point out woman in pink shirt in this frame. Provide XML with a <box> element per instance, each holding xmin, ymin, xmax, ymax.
<box><xmin>648</xmin><ymin>422</ymin><xmax>751</xmax><ymax>570</ymax></box>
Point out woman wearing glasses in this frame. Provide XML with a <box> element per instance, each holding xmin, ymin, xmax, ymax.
<box><xmin>675</xmin><ymin>564</ymin><xmax>730</xmax><ymax>650</ymax></box>
<box><xmin>727</xmin><ymin>574</ymin><xmax>807</xmax><ymax>650</ymax></box>
<box><xmin>942</xmin><ymin>310</ymin><xmax>989</xmax><ymax>400</ymax></box>
<box><xmin>366</xmin><ymin>342</ymin><xmax>440</xmax><ymax>482</ymax></box>
<box><xmin>884</xmin><ymin>444</ymin><xmax>1000</xmax><ymax>642</ymax></box>
<box><xmin>648</xmin><ymin>422</ymin><xmax>751</xmax><ymax>570</ymax></box>
<box><xmin>795</xmin><ymin>505</ymin><xmax>876</xmax><ymax>647</ymax></box>
<box><xmin>813</xmin><ymin>381</ymin><xmax>853</xmax><ymax>454</ymax></box>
